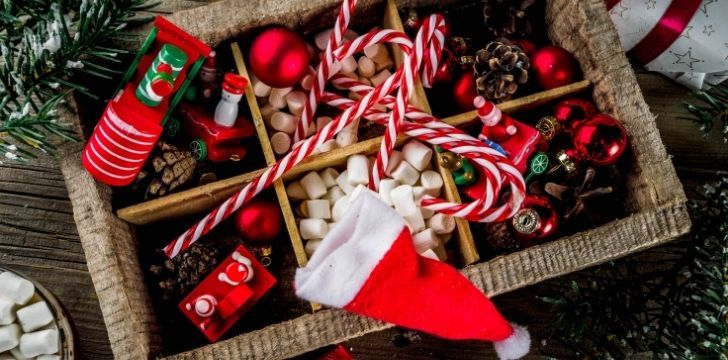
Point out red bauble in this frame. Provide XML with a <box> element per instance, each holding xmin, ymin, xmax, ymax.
<box><xmin>249</xmin><ymin>27</ymin><xmax>310</xmax><ymax>88</ymax></box>
<box><xmin>571</xmin><ymin>114</ymin><xmax>628</xmax><ymax>166</ymax></box>
<box><xmin>453</xmin><ymin>68</ymin><xmax>477</xmax><ymax>111</ymax></box>
<box><xmin>554</xmin><ymin>98</ymin><xmax>596</xmax><ymax>125</ymax></box>
<box><xmin>234</xmin><ymin>200</ymin><xmax>282</xmax><ymax>242</ymax></box>
<box><xmin>531</xmin><ymin>45</ymin><xmax>577</xmax><ymax>90</ymax></box>
<box><xmin>511</xmin><ymin>194</ymin><xmax>559</xmax><ymax>245</ymax></box>
<box><xmin>433</xmin><ymin>48</ymin><xmax>457</xmax><ymax>85</ymax></box>
<box><xmin>513</xmin><ymin>39</ymin><xmax>537</xmax><ymax>57</ymax></box>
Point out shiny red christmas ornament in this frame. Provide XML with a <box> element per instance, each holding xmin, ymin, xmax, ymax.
<box><xmin>234</xmin><ymin>200</ymin><xmax>282</xmax><ymax>242</ymax></box>
<box><xmin>571</xmin><ymin>114</ymin><xmax>628</xmax><ymax>166</ymax></box>
<box><xmin>512</xmin><ymin>39</ymin><xmax>537</xmax><ymax>57</ymax></box>
<box><xmin>453</xmin><ymin>68</ymin><xmax>477</xmax><ymax>111</ymax></box>
<box><xmin>554</xmin><ymin>98</ymin><xmax>597</xmax><ymax>125</ymax></box>
<box><xmin>433</xmin><ymin>48</ymin><xmax>457</xmax><ymax>85</ymax></box>
<box><xmin>249</xmin><ymin>27</ymin><xmax>310</xmax><ymax>88</ymax></box>
<box><xmin>511</xmin><ymin>194</ymin><xmax>559</xmax><ymax>245</ymax></box>
<box><xmin>531</xmin><ymin>45</ymin><xmax>577</xmax><ymax>90</ymax></box>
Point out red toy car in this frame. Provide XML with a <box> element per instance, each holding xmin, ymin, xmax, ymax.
<box><xmin>177</xmin><ymin>103</ymin><xmax>256</xmax><ymax>162</ymax></box>
<box><xmin>179</xmin><ymin>245</ymin><xmax>276</xmax><ymax>342</ymax></box>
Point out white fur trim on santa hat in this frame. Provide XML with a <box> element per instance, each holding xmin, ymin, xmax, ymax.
<box><xmin>295</xmin><ymin>189</ymin><xmax>406</xmax><ymax>308</ymax></box>
<box><xmin>493</xmin><ymin>324</ymin><xmax>530</xmax><ymax>360</ymax></box>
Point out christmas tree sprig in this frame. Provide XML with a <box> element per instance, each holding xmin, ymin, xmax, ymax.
<box><xmin>539</xmin><ymin>178</ymin><xmax>728</xmax><ymax>359</ymax></box>
<box><xmin>683</xmin><ymin>84</ymin><xmax>728</xmax><ymax>143</ymax></box>
<box><xmin>0</xmin><ymin>0</ymin><xmax>158</xmax><ymax>163</ymax></box>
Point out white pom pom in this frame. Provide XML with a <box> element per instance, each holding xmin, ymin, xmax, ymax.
<box><xmin>493</xmin><ymin>324</ymin><xmax>530</xmax><ymax>360</ymax></box>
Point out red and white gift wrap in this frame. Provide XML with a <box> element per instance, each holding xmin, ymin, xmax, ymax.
<box><xmin>607</xmin><ymin>0</ymin><xmax>728</xmax><ymax>89</ymax></box>
<box><xmin>295</xmin><ymin>190</ymin><xmax>530</xmax><ymax>359</ymax></box>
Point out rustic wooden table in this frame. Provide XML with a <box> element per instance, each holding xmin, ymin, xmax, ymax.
<box><xmin>0</xmin><ymin>61</ymin><xmax>726</xmax><ymax>359</ymax></box>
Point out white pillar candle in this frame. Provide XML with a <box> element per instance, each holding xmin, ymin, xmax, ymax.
<box><xmin>300</xmin><ymin>172</ymin><xmax>327</xmax><ymax>199</ymax></box>
<box><xmin>403</xmin><ymin>140</ymin><xmax>433</xmax><ymax>171</ymax></box>
<box><xmin>370</xmin><ymin>69</ymin><xmax>391</xmax><ymax>87</ymax></box>
<box><xmin>346</xmin><ymin>155</ymin><xmax>369</xmax><ymax>186</ymax></box>
<box><xmin>420</xmin><ymin>170</ymin><xmax>443</xmax><ymax>197</ymax></box>
<box><xmin>320</xmin><ymin>168</ymin><xmax>340</xmax><ymax>188</ymax></box>
<box><xmin>385</xmin><ymin>150</ymin><xmax>403</xmax><ymax>177</ymax></box>
<box><xmin>0</xmin><ymin>324</ymin><xmax>20</xmax><ymax>352</ymax></box>
<box><xmin>331</xmin><ymin>195</ymin><xmax>351</xmax><ymax>222</ymax></box>
<box><xmin>286</xmin><ymin>181</ymin><xmax>308</xmax><ymax>200</ymax></box>
<box><xmin>304</xmin><ymin>200</ymin><xmax>331</xmax><ymax>220</ymax></box>
<box><xmin>268</xmin><ymin>87</ymin><xmax>293</xmax><ymax>109</ymax></box>
<box><xmin>0</xmin><ymin>272</ymin><xmax>34</xmax><ymax>305</ymax></box>
<box><xmin>270</xmin><ymin>132</ymin><xmax>291</xmax><ymax>155</ymax></box>
<box><xmin>299</xmin><ymin>219</ymin><xmax>328</xmax><ymax>240</ymax></box>
<box><xmin>285</xmin><ymin>91</ymin><xmax>308</xmax><ymax>116</ymax></box>
<box><xmin>0</xmin><ymin>296</ymin><xmax>15</xmax><ymax>325</ymax></box>
<box><xmin>270</xmin><ymin>112</ymin><xmax>297</xmax><ymax>134</ymax></box>
<box><xmin>19</xmin><ymin>329</ymin><xmax>58</xmax><ymax>358</ymax></box>
<box><xmin>357</xmin><ymin>56</ymin><xmax>376</xmax><ymax>78</ymax></box>
<box><xmin>412</xmin><ymin>229</ymin><xmax>440</xmax><ymax>254</ymax></box>
<box><xmin>378</xmin><ymin>179</ymin><xmax>399</xmax><ymax>206</ymax></box>
<box><xmin>16</xmin><ymin>302</ymin><xmax>53</xmax><ymax>333</ymax></box>
<box><xmin>323</xmin><ymin>186</ymin><xmax>345</xmax><ymax>204</ymax></box>
<box><xmin>427</xmin><ymin>213</ymin><xmax>456</xmax><ymax>235</ymax></box>
<box><xmin>335</xmin><ymin>171</ymin><xmax>355</xmax><ymax>195</ymax></box>
<box><xmin>390</xmin><ymin>161</ymin><xmax>419</xmax><ymax>186</ymax></box>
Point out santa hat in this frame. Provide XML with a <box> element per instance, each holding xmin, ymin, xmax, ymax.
<box><xmin>295</xmin><ymin>190</ymin><xmax>530</xmax><ymax>360</ymax></box>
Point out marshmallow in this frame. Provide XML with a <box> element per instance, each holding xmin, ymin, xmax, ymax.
<box><xmin>270</xmin><ymin>132</ymin><xmax>291</xmax><ymax>155</ymax></box>
<box><xmin>286</xmin><ymin>181</ymin><xmax>308</xmax><ymax>200</ymax></box>
<box><xmin>413</xmin><ymin>186</ymin><xmax>426</xmax><ymax>202</ymax></box>
<box><xmin>295</xmin><ymin>202</ymin><xmax>309</xmax><ymax>218</ymax></box>
<box><xmin>335</xmin><ymin>171</ymin><xmax>355</xmax><ymax>195</ymax></box>
<box><xmin>421</xmin><ymin>206</ymin><xmax>435</xmax><ymax>220</ymax></box>
<box><xmin>10</xmin><ymin>346</ymin><xmax>31</xmax><ymax>360</ymax></box>
<box><xmin>304</xmin><ymin>200</ymin><xmax>331</xmax><ymax>219</ymax></box>
<box><xmin>0</xmin><ymin>297</ymin><xmax>15</xmax><ymax>325</ymax></box>
<box><xmin>404</xmin><ymin>210</ymin><xmax>426</xmax><ymax>233</ymax></box>
<box><xmin>323</xmin><ymin>186</ymin><xmax>345</xmax><ymax>204</ymax></box>
<box><xmin>252</xmin><ymin>75</ymin><xmax>271</xmax><ymax>98</ymax></box>
<box><xmin>412</xmin><ymin>229</ymin><xmax>440</xmax><ymax>254</ymax></box>
<box><xmin>19</xmin><ymin>329</ymin><xmax>58</xmax><ymax>358</ymax></box>
<box><xmin>304</xmin><ymin>239</ymin><xmax>322</xmax><ymax>257</ymax></box>
<box><xmin>300</xmin><ymin>74</ymin><xmax>314</xmax><ymax>90</ymax></box>
<box><xmin>285</xmin><ymin>91</ymin><xmax>307</xmax><ymax>116</ymax></box>
<box><xmin>16</xmin><ymin>302</ymin><xmax>52</xmax><ymax>333</ymax></box>
<box><xmin>375</xmin><ymin>56</ymin><xmax>394</xmax><ymax>72</ymax></box>
<box><xmin>340</xmin><ymin>56</ymin><xmax>358</xmax><ymax>74</ymax></box>
<box><xmin>440</xmin><ymin>232</ymin><xmax>453</xmax><ymax>245</ymax></box>
<box><xmin>0</xmin><ymin>272</ymin><xmax>34</xmax><ymax>305</ymax></box>
<box><xmin>335</xmin><ymin>130</ymin><xmax>357</xmax><ymax>148</ymax></box>
<box><xmin>306</xmin><ymin>121</ymin><xmax>317</xmax><ymax>137</ymax></box>
<box><xmin>420</xmin><ymin>249</ymin><xmax>439</xmax><ymax>261</ymax></box>
<box><xmin>268</xmin><ymin>87</ymin><xmax>293</xmax><ymax>109</ymax></box>
<box><xmin>384</xmin><ymin>150</ymin><xmax>403</xmax><ymax>177</ymax></box>
<box><xmin>358</xmin><ymin>76</ymin><xmax>372</xmax><ymax>86</ymax></box>
<box><xmin>0</xmin><ymin>324</ymin><xmax>20</xmax><ymax>352</ymax></box>
<box><xmin>390</xmin><ymin>185</ymin><xmax>417</xmax><ymax>216</ymax></box>
<box><xmin>270</xmin><ymin>112</ymin><xmax>297</xmax><ymax>134</ymax></box>
<box><xmin>370</xmin><ymin>69</ymin><xmax>391</xmax><ymax>87</ymax></box>
<box><xmin>316</xmin><ymin>116</ymin><xmax>333</xmax><ymax>132</ymax></box>
<box><xmin>315</xmin><ymin>140</ymin><xmax>337</xmax><ymax>155</ymax></box>
<box><xmin>357</xmin><ymin>56</ymin><xmax>376</xmax><ymax>78</ymax></box>
<box><xmin>391</xmin><ymin>161</ymin><xmax>419</xmax><ymax>186</ymax></box>
<box><xmin>315</xmin><ymin>28</ymin><xmax>358</xmax><ymax>50</ymax></box>
<box><xmin>331</xmin><ymin>196</ymin><xmax>351</xmax><ymax>222</ymax></box>
<box><xmin>320</xmin><ymin>168</ymin><xmax>340</xmax><ymax>188</ymax></box>
<box><xmin>300</xmin><ymin>172</ymin><xmax>327</xmax><ymax>200</ymax></box>
<box><xmin>427</xmin><ymin>213</ymin><xmax>456</xmax><ymax>235</ymax></box>
<box><xmin>403</xmin><ymin>140</ymin><xmax>433</xmax><ymax>171</ymax></box>
<box><xmin>37</xmin><ymin>355</ymin><xmax>61</xmax><ymax>360</ymax></box>
<box><xmin>420</xmin><ymin>170</ymin><xmax>443</xmax><ymax>197</ymax></box>
<box><xmin>259</xmin><ymin>104</ymin><xmax>277</xmax><ymax>126</ymax></box>
<box><xmin>299</xmin><ymin>219</ymin><xmax>328</xmax><ymax>240</ymax></box>
<box><xmin>364</xmin><ymin>44</ymin><xmax>389</xmax><ymax>64</ymax></box>
<box><xmin>378</xmin><ymin>179</ymin><xmax>398</xmax><ymax>206</ymax></box>
<box><xmin>346</xmin><ymin>155</ymin><xmax>369</xmax><ymax>186</ymax></box>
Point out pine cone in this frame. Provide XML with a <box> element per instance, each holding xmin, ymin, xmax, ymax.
<box><xmin>150</xmin><ymin>242</ymin><xmax>221</xmax><ymax>302</ymax></box>
<box><xmin>133</xmin><ymin>141</ymin><xmax>196</xmax><ymax>199</ymax></box>
<box><xmin>474</xmin><ymin>41</ymin><xmax>530</xmax><ymax>102</ymax></box>
<box><xmin>483</xmin><ymin>222</ymin><xmax>521</xmax><ymax>253</ymax></box>
<box><xmin>483</xmin><ymin>0</ymin><xmax>535</xmax><ymax>38</ymax></box>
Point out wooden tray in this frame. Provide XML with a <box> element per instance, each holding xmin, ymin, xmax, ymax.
<box><xmin>56</xmin><ymin>0</ymin><xmax>691</xmax><ymax>358</ymax></box>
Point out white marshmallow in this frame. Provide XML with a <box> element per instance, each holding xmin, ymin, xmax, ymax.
<box><xmin>306</xmin><ymin>121</ymin><xmax>317</xmax><ymax>138</ymax></box>
<box><xmin>300</xmin><ymin>172</ymin><xmax>327</xmax><ymax>199</ymax></box>
<box><xmin>270</xmin><ymin>132</ymin><xmax>291</xmax><ymax>155</ymax></box>
<box><xmin>421</xmin><ymin>206</ymin><xmax>435</xmax><ymax>220</ymax></box>
<box><xmin>259</xmin><ymin>104</ymin><xmax>277</xmax><ymax>126</ymax></box>
<box><xmin>403</xmin><ymin>140</ymin><xmax>433</xmax><ymax>171</ymax></box>
<box><xmin>391</xmin><ymin>161</ymin><xmax>419</xmax><ymax>186</ymax></box>
<box><xmin>370</xmin><ymin>69</ymin><xmax>391</xmax><ymax>87</ymax></box>
<box><xmin>316</xmin><ymin>116</ymin><xmax>333</xmax><ymax>132</ymax></box>
<box><xmin>420</xmin><ymin>249</ymin><xmax>439</xmax><ymax>260</ymax></box>
<box><xmin>323</xmin><ymin>186</ymin><xmax>345</xmax><ymax>204</ymax></box>
<box><xmin>10</xmin><ymin>346</ymin><xmax>31</xmax><ymax>360</ymax></box>
<box><xmin>384</xmin><ymin>150</ymin><xmax>403</xmax><ymax>177</ymax></box>
<box><xmin>390</xmin><ymin>185</ymin><xmax>417</xmax><ymax>216</ymax></box>
<box><xmin>299</xmin><ymin>219</ymin><xmax>328</xmax><ymax>240</ymax></box>
<box><xmin>0</xmin><ymin>324</ymin><xmax>20</xmax><ymax>352</ymax></box>
<box><xmin>19</xmin><ymin>329</ymin><xmax>58</xmax><ymax>358</ymax></box>
<box><xmin>357</xmin><ymin>56</ymin><xmax>376</xmax><ymax>78</ymax></box>
<box><xmin>440</xmin><ymin>232</ymin><xmax>453</xmax><ymax>245</ymax></box>
<box><xmin>350</xmin><ymin>184</ymin><xmax>373</xmax><ymax>202</ymax></box>
<box><xmin>320</xmin><ymin>168</ymin><xmax>340</xmax><ymax>188</ymax></box>
<box><xmin>358</xmin><ymin>76</ymin><xmax>372</xmax><ymax>86</ymax></box>
<box><xmin>335</xmin><ymin>171</ymin><xmax>355</xmax><ymax>195</ymax></box>
<box><xmin>346</xmin><ymin>155</ymin><xmax>369</xmax><ymax>186</ymax></box>
<box><xmin>295</xmin><ymin>202</ymin><xmax>309</xmax><ymax>218</ymax></box>
<box><xmin>412</xmin><ymin>229</ymin><xmax>440</xmax><ymax>254</ymax></box>
<box><xmin>335</xmin><ymin>131</ymin><xmax>357</xmax><ymax>148</ymax></box>
<box><xmin>285</xmin><ymin>91</ymin><xmax>307</xmax><ymax>116</ymax></box>
<box><xmin>404</xmin><ymin>210</ymin><xmax>426</xmax><ymax>233</ymax></box>
<box><xmin>427</xmin><ymin>213</ymin><xmax>456</xmax><ymax>235</ymax></box>
<box><xmin>340</xmin><ymin>56</ymin><xmax>358</xmax><ymax>74</ymax></box>
<box><xmin>364</xmin><ymin>44</ymin><xmax>389</xmax><ymax>64</ymax></box>
<box><xmin>331</xmin><ymin>196</ymin><xmax>351</xmax><ymax>222</ymax></box>
<box><xmin>36</xmin><ymin>355</ymin><xmax>61</xmax><ymax>360</ymax></box>
<box><xmin>315</xmin><ymin>29</ymin><xmax>358</xmax><ymax>50</ymax></box>
<box><xmin>286</xmin><ymin>181</ymin><xmax>308</xmax><ymax>200</ymax></box>
<box><xmin>413</xmin><ymin>186</ymin><xmax>426</xmax><ymax>202</ymax></box>
<box><xmin>304</xmin><ymin>239</ymin><xmax>322</xmax><ymax>257</ymax></box>
<box><xmin>268</xmin><ymin>87</ymin><xmax>293</xmax><ymax>109</ymax></box>
<box><xmin>0</xmin><ymin>297</ymin><xmax>15</xmax><ymax>325</ymax></box>
<box><xmin>16</xmin><ymin>302</ymin><xmax>52</xmax><ymax>333</ymax></box>
<box><xmin>305</xmin><ymin>200</ymin><xmax>331</xmax><ymax>219</ymax></box>
<box><xmin>420</xmin><ymin>170</ymin><xmax>443</xmax><ymax>197</ymax></box>
<box><xmin>300</xmin><ymin>74</ymin><xmax>314</xmax><ymax>90</ymax></box>
<box><xmin>270</xmin><ymin>112</ymin><xmax>297</xmax><ymax>134</ymax></box>
<box><xmin>378</xmin><ymin>179</ymin><xmax>398</xmax><ymax>206</ymax></box>
<box><xmin>252</xmin><ymin>75</ymin><xmax>271</xmax><ymax>98</ymax></box>
<box><xmin>0</xmin><ymin>272</ymin><xmax>34</xmax><ymax>306</ymax></box>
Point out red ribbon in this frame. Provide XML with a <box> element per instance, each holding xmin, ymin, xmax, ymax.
<box><xmin>606</xmin><ymin>0</ymin><xmax>702</xmax><ymax>65</ymax></box>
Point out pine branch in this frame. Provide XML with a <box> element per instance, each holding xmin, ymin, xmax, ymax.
<box><xmin>683</xmin><ymin>84</ymin><xmax>728</xmax><ymax>143</ymax></box>
<box><xmin>0</xmin><ymin>0</ymin><xmax>157</xmax><ymax>162</ymax></box>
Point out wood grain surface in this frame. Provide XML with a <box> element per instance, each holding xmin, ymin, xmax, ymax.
<box><xmin>0</xmin><ymin>29</ymin><xmax>724</xmax><ymax>360</ymax></box>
